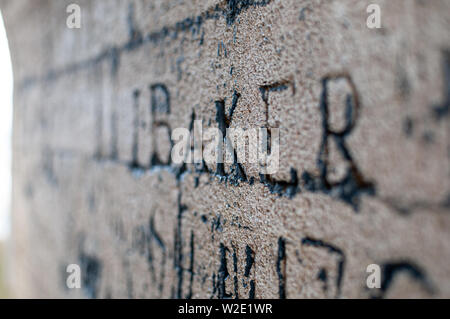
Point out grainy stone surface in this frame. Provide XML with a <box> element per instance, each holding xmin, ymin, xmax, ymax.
<box><xmin>1</xmin><ymin>0</ymin><xmax>449</xmax><ymax>298</ymax></box>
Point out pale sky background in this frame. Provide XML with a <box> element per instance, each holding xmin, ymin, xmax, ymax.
<box><xmin>0</xmin><ymin>12</ymin><xmax>13</xmax><ymax>241</ymax></box>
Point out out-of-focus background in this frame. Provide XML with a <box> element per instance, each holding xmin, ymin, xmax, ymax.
<box><xmin>0</xmin><ymin>11</ymin><xmax>13</xmax><ymax>298</ymax></box>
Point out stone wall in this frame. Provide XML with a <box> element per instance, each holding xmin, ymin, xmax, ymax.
<box><xmin>1</xmin><ymin>0</ymin><xmax>449</xmax><ymax>298</ymax></box>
